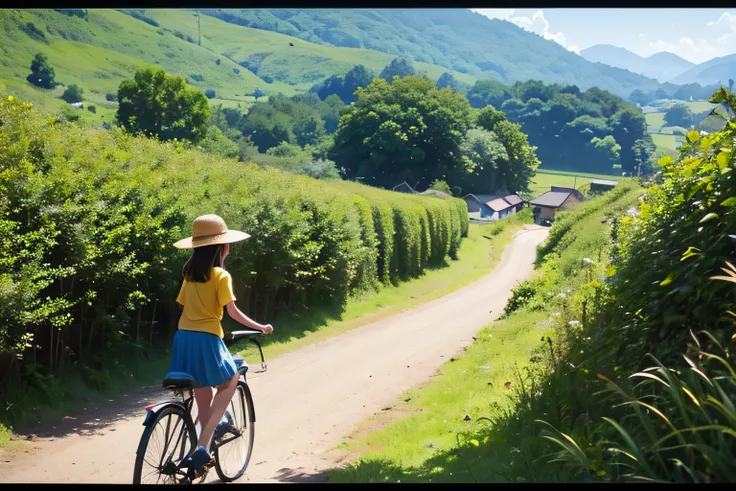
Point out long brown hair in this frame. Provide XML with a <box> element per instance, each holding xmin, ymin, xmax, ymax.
<box><xmin>182</xmin><ymin>244</ymin><xmax>223</xmax><ymax>283</ymax></box>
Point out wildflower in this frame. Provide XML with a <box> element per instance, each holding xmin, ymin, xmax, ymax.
<box><xmin>582</xmin><ymin>257</ymin><xmax>594</xmax><ymax>264</ymax></box>
<box><xmin>568</xmin><ymin>320</ymin><xmax>581</xmax><ymax>327</ymax></box>
<box><xmin>551</xmin><ymin>312</ymin><xmax>561</xmax><ymax>317</ymax></box>
<box><xmin>557</xmin><ymin>293</ymin><xmax>566</xmax><ymax>298</ymax></box>
<box><xmin>8</xmin><ymin>95</ymin><xmax>14</xmax><ymax>101</ymax></box>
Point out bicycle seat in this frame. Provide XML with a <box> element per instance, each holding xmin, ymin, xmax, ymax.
<box><xmin>162</xmin><ymin>371</ymin><xmax>199</xmax><ymax>390</ymax></box>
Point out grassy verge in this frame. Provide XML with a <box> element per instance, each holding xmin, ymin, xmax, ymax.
<box><xmin>327</xmin><ymin>185</ymin><xmax>643</xmax><ymax>483</ymax></box>
<box><xmin>0</xmin><ymin>209</ymin><xmax>532</xmax><ymax>447</ymax></box>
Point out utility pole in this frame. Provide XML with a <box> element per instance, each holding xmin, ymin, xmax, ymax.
<box><xmin>573</xmin><ymin>175</ymin><xmax>577</xmax><ymax>189</ymax></box>
<box><xmin>197</xmin><ymin>10</ymin><xmax>201</xmax><ymax>46</ymax></box>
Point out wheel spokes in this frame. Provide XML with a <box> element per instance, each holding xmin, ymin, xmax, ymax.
<box><xmin>140</xmin><ymin>413</ymin><xmax>193</xmax><ymax>484</ymax></box>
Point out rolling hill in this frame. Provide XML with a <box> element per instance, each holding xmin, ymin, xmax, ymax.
<box><xmin>670</xmin><ymin>53</ymin><xmax>736</xmax><ymax>86</ymax></box>
<box><xmin>0</xmin><ymin>9</ymin><xmax>475</xmax><ymax>123</ymax></box>
<box><xmin>198</xmin><ymin>8</ymin><xmax>668</xmax><ymax>98</ymax></box>
<box><xmin>143</xmin><ymin>9</ymin><xmax>476</xmax><ymax>88</ymax></box>
<box><xmin>580</xmin><ymin>44</ymin><xmax>694</xmax><ymax>83</ymax></box>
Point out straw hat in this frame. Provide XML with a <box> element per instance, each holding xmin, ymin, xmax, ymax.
<box><xmin>173</xmin><ymin>214</ymin><xmax>250</xmax><ymax>249</ymax></box>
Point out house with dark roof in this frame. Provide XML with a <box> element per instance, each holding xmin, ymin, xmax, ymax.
<box><xmin>392</xmin><ymin>181</ymin><xmax>417</xmax><ymax>194</ymax></box>
<box><xmin>462</xmin><ymin>193</ymin><xmax>525</xmax><ymax>221</ymax></box>
<box><xmin>528</xmin><ymin>187</ymin><xmax>585</xmax><ymax>223</ymax></box>
<box><xmin>589</xmin><ymin>179</ymin><xmax>618</xmax><ymax>193</ymax></box>
<box><xmin>419</xmin><ymin>189</ymin><xmax>452</xmax><ymax>199</ymax></box>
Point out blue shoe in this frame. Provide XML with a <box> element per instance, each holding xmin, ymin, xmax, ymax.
<box><xmin>179</xmin><ymin>446</ymin><xmax>211</xmax><ymax>471</ymax></box>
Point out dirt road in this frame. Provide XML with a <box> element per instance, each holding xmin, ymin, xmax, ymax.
<box><xmin>1</xmin><ymin>226</ymin><xmax>548</xmax><ymax>483</ymax></box>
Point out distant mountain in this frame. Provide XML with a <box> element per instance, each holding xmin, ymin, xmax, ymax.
<box><xmin>199</xmin><ymin>9</ymin><xmax>667</xmax><ymax>98</ymax></box>
<box><xmin>670</xmin><ymin>54</ymin><xmax>736</xmax><ymax>86</ymax></box>
<box><xmin>580</xmin><ymin>44</ymin><xmax>694</xmax><ymax>83</ymax></box>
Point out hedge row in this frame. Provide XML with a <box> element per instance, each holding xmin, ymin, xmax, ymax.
<box><xmin>0</xmin><ymin>96</ymin><xmax>469</xmax><ymax>381</ymax></box>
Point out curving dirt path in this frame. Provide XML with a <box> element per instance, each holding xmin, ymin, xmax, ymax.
<box><xmin>0</xmin><ymin>225</ymin><xmax>548</xmax><ymax>483</ymax></box>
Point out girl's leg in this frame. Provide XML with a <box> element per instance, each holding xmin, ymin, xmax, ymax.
<box><xmin>193</xmin><ymin>386</ymin><xmax>214</xmax><ymax>433</ymax></box>
<box><xmin>197</xmin><ymin>373</ymin><xmax>239</xmax><ymax>450</ymax></box>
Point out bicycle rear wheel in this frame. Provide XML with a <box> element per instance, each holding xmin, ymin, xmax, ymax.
<box><xmin>213</xmin><ymin>381</ymin><xmax>255</xmax><ymax>482</ymax></box>
<box><xmin>133</xmin><ymin>406</ymin><xmax>198</xmax><ymax>484</ymax></box>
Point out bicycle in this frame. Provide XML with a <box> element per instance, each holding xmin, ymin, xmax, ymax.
<box><xmin>132</xmin><ymin>330</ymin><xmax>267</xmax><ymax>484</ymax></box>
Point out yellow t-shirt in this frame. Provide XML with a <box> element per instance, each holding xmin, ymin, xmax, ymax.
<box><xmin>176</xmin><ymin>267</ymin><xmax>236</xmax><ymax>339</ymax></box>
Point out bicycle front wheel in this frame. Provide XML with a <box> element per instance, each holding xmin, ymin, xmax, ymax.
<box><xmin>133</xmin><ymin>405</ymin><xmax>198</xmax><ymax>484</ymax></box>
<box><xmin>214</xmin><ymin>381</ymin><xmax>255</xmax><ymax>482</ymax></box>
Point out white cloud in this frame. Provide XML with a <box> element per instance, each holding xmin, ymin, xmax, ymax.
<box><xmin>470</xmin><ymin>9</ymin><xmax>516</xmax><ymax>21</ymax></box>
<box><xmin>505</xmin><ymin>10</ymin><xmax>579</xmax><ymax>54</ymax></box>
<box><xmin>639</xmin><ymin>33</ymin><xmax>645</xmax><ymax>37</ymax></box>
<box><xmin>646</xmin><ymin>11</ymin><xmax>736</xmax><ymax>63</ymax></box>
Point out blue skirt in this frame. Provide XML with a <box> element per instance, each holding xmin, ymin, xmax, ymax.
<box><xmin>168</xmin><ymin>330</ymin><xmax>237</xmax><ymax>388</ymax></box>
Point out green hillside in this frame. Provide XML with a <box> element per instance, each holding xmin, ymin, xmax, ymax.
<box><xmin>0</xmin><ymin>9</ymin><xmax>475</xmax><ymax>123</ymax></box>
<box><xmin>0</xmin><ymin>9</ymin><xmax>293</xmax><ymax>115</ymax></box>
<box><xmin>199</xmin><ymin>8</ymin><xmax>667</xmax><ymax>98</ymax></box>
<box><xmin>145</xmin><ymin>9</ymin><xmax>476</xmax><ymax>89</ymax></box>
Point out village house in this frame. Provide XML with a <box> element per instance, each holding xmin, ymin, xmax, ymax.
<box><xmin>589</xmin><ymin>179</ymin><xmax>618</xmax><ymax>194</ymax></box>
<box><xmin>391</xmin><ymin>181</ymin><xmax>417</xmax><ymax>194</ymax></box>
<box><xmin>528</xmin><ymin>186</ymin><xmax>585</xmax><ymax>224</ymax></box>
<box><xmin>462</xmin><ymin>192</ymin><xmax>525</xmax><ymax>221</ymax></box>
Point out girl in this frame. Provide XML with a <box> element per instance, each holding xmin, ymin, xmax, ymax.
<box><xmin>171</xmin><ymin>214</ymin><xmax>274</xmax><ymax>472</ymax></box>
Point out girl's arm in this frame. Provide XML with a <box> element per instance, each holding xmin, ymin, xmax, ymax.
<box><xmin>225</xmin><ymin>302</ymin><xmax>273</xmax><ymax>334</ymax></box>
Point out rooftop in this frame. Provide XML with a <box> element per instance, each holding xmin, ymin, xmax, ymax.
<box><xmin>528</xmin><ymin>191</ymin><xmax>573</xmax><ymax>208</ymax></box>
<box><xmin>487</xmin><ymin>197</ymin><xmax>513</xmax><ymax>212</ymax></box>
<box><xmin>591</xmin><ymin>179</ymin><xmax>619</xmax><ymax>186</ymax></box>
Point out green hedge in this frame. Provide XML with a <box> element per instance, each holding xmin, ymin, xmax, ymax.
<box><xmin>0</xmin><ymin>96</ymin><xmax>469</xmax><ymax>382</ymax></box>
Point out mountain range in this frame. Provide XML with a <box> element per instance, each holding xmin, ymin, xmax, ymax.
<box><xmin>581</xmin><ymin>44</ymin><xmax>736</xmax><ymax>88</ymax></box>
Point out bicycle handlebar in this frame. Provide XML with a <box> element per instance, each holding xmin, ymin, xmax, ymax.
<box><xmin>226</xmin><ymin>330</ymin><xmax>267</xmax><ymax>370</ymax></box>
<box><xmin>229</xmin><ymin>330</ymin><xmax>264</xmax><ymax>340</ymax></box>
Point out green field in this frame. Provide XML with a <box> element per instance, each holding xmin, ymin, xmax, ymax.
<box><xmin>645</xmin><ymin>112</ymin><xmax>665</xmax><ymax>128</ymax></box>
<box><xmin>651</xmin><ymin>133</ymin><xmax>678</xmax><ymax>152</ymax></box>
<box><xmin>145</xmin><ymin>9</ymin><xmax>476</xmax><ymax>90</ymax></box>
<box><xmin>0</xmin><ymin>9</ymin><xmax>475</xmax><ymax>126</ymax></box>
<box><xmin>527</xmin><ymin>169</ymin><xmax>620</xmax><ymax>197</ymax></box>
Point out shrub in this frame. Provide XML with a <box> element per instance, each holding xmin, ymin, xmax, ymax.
<box><xmin>189</xmin><ymin>74</ymin><xmax>204</xmax><ymax>83</ymax></box>
<box><xmin>27</xmin><ymin>53</ymin><xmax>56</xmax><ymax>89</ymax></box>
<box><xmin>216</xmin><ymin>59</ymin><xmax>221</xmax><ymax>66</ymax></box>
<box><xmin>87</xmin><ymin>105</ymin><xmax>96</xmax><ymax>114</ymax></box>
<box><xmin>205</xmin><ymin>89</ymin><xmax>216</xmax><ymax>99</ymax></box>
<box><xmin>105</xmin><ymin>92</ymin><xmax>118</xmax><ymax>102</ymax></box>
<box><xmin>0</xmin><ymin>96</ymin><xmax>469</xmax><ymax>401</ymax></box>
<box><xmin>61</xmin><ymin>84</ymin><xmax>84</xmax><ymax>103</ymax></box>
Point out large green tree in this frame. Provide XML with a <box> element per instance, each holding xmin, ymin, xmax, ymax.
<box><xmin>379</xmin><ymin>58</ymin><xmax>417</xmax><ymax>83</ymax></box>
<box><xmin>27</xmin><ymin>53</ymin><xmax>56</xmax><ymax>89</ymax></box>
<box><xmin>466</xmin><ymin>79</ymin><xmax>512</xmax><ymax>109</ymax></box>
<box><xmin>475</xmin><ymin>106</ymin><xmax>540</xmax><ymax>193</ymax></box>
<box><xmin>436</xmin><ymin>72</ymin><xmax>460</xmax><ymax>92</ymax></box>
<box><xmin>609</xmin><ymin>107</ymin><xmax>651</xmax><ymax>175</ymax></box>
<box><xmin>310</xmin><ymin>65</ymin><xmax>374</xmax><ymax>104</ymax></box>
<box><xmin>117</xmin><ymin>67</ymin><xmax>211</xmax><ymax>143</ymax></box>
<box><xmin>330</xmin><ymin>76</ymin><xmax>472</xmax><ymax>190</ymax></box>
<box><xmin>663</xmin><ymin>102</ymin><xmax>693</xmax><ymax>127</ymax></box>
<box><xmin>456</xmin><ymin>128</ymin><xmax>508</xmax><ymax>194</ymax></box>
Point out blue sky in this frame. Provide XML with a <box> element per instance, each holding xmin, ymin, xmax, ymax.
<box><xmin>471</xmin><ymin>9</ymin><xmax>736</xmax><ymax>64</ymax></box>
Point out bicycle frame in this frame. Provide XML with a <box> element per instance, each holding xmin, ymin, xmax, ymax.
<box><xmin>138</xmin><ymin>333</ymin><xmax>266</xmax><ymax>438</ymax></box>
